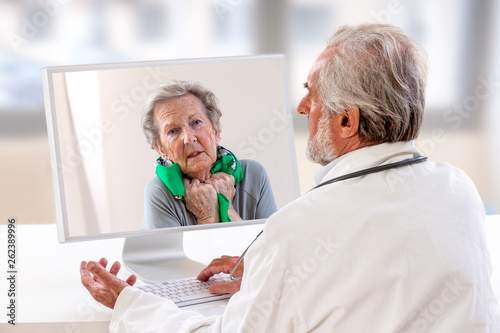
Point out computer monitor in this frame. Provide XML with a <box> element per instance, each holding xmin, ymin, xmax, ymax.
<box><xmin>42</xmin><ymin>55</ymin><xmax>300</xmax><ymax>282</ymax></box>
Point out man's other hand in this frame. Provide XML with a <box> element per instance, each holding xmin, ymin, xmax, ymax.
<box><xmin>80</xmin><ymin>258</ymin><xmax>137</xmax><ymax>309</ymax></box>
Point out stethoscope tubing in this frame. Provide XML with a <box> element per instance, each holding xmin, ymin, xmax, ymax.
<box><xmin>310</xmin><ymin>156</ymin><xmax>427</xmax><ymax>191</ymax></box>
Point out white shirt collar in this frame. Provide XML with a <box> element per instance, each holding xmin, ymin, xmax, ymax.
<box><xmin>314</xmin><ymin>141</ymin><xmax>422</xmax><ymax>185</ymax></box>
<box><xmin>314</xmin><ymin>154</ymin><xmax>347</xmax><ymax>185</ymax></box>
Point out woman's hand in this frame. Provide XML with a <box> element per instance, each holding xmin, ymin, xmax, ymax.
<box><xmin>184</xmin><ymin>178</ymin><xmax>220</xmax><ymax>224</ymax></box>
<box><xmin>205</xmin><ymin>173</ymin><xmax>242</xmax><ymax>222</ymax></box>
<box><xmin>205</xmin><ymin>173</ymin><xmax>236</xmax><ymax>203</ymax></box>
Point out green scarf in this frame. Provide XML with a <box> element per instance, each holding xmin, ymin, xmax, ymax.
<box><xmin>155</xmin><ymin>146</ymin><xmax>243</xmax><ymax>222</ymax></box>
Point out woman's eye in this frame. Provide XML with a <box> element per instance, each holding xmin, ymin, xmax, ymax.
<box><xmin>192</xmin><ymin>120</ymin><xmax>201</xmax><ymax>126</ymax></box>
<box><xmin>168</xmin><ymin>128</ymin><xmax>177</xmax><ymax>135</ymax></box>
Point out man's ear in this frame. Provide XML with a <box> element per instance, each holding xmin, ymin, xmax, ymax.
<box><xmin>154</xmin><ymin>142</ymin><xmax>168</xmax><ymax>160</ymax></box>
<box><xmin>337</xmin><ymin>105</ymin><xmax>360</xmax><ymax>139</ymax></box>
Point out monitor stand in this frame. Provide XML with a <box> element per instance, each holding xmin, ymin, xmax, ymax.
<box><xmin>122</xmin><ymin>232</ymin><xmax>205</xmax><ymax>283</ymax></box>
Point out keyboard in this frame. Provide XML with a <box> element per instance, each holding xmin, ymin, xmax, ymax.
<box><xmin>136</xmin><ymin>273</ymin><xmax>232</xmax><ymax>307</ymax></box>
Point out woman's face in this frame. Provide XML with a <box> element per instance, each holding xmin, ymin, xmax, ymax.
<box><xmin>154</xmin><ymin>94</ymin><xmax>220</xmax><ymax>182</ymax></box>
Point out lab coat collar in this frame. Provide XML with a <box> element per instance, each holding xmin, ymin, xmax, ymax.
<box><xmin>314</xmin><ymin>141</ymin><xmax>422</xmax><ymax>185</ymax></box>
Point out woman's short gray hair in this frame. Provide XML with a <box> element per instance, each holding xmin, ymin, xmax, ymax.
<box><xmin>142</xmin><ymin>80</ymin><xmax>222</xmax><ymax>149</ymax></box>
<box><xmin>319</xmin><ymin>24</ymin><xmax>428</xmax><ymax>143</ymax></box>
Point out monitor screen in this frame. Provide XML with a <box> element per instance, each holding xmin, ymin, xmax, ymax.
<box><xmin>42</xmin><ymin>55</ymin><xmax>300</xmax><ymax>244</ymax></box>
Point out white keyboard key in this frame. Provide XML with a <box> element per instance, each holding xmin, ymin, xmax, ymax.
<box><xmin>137</xmin><ymin>273</ymin><xmax>232</xmax><ymax>307</ymax></box>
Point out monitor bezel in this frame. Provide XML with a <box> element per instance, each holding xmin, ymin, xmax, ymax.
<box><xmin>41</xmin><ymin>54</ymin><xmax>299</xmax><ymax>243</ymax></box>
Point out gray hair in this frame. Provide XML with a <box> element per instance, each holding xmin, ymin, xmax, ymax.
<box><xmin>318</xmin><ymin>24</ymin><xmax>428</xmax><ymax>143</ymax></box>
<box><xmin>142</xmin><ymin>80</ymin><xmax>222</xmax><ymax>149</ymax></box>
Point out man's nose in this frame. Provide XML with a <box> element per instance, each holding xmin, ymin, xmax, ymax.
<box><xmin>297</xmin><ymin>95</ymin><xmax>310</xmax><ymax>115</ymax></box>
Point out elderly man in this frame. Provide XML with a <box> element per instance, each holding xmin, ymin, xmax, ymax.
<box><xmin>81</xmin><ymin>24</ymin><xmax>499</xmax><ymax>332</ymax></box>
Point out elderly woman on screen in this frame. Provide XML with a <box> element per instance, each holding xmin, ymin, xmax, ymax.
<box><xmin>140</xmin><ymin>80</ymin><xmax>277</xmax><ymax>228</ymax></box>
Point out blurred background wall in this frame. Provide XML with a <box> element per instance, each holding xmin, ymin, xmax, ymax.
<box><xmin>1</xmin><ymin>0</ymin><xmax>499</xmax><ymax>225</ymax></box>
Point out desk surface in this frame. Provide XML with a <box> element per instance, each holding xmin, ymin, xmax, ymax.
<box><xmin>1</xmin><ymin>217</ymin><xmax>499</xmax><ymax>332</ymax></box>
<box><xmin>0</xmin><ymin>223</ymin><xmax>264</xmax><ymax>332</ymax></box>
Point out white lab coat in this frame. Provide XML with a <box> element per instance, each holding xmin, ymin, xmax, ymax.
<box><xmin>110</xmin><ymin>141</ymin><xmax>500</xmax><ymax>332</ymax></box>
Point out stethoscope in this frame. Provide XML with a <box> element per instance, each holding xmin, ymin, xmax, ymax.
<box><xmin>229</xmin><ymin>155</ymin><xmax>428</xmax><ymax>280</ymax></box>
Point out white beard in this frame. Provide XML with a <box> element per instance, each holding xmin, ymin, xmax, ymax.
<box><xmin>305</xmin><ymin>112</ymin><xmax>338</xmax><ymax>166</ymax></box>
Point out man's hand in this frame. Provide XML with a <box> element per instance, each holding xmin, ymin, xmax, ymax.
<box><xmin>80</xmin><ymin>258</ymin><xmax>137</xmax><ymax>309</ymax></box>
<box><xmin>197</xmin><ymin>255</ymin><xmax>243</xmax><ymax>294</ymax></box>
<box><xmin>184</xmin><ymin>178</ymin><xmax>219</xmax><ymax>224</ymax></box>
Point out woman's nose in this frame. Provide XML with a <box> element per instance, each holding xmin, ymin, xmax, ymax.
<box><xmin>182</xmin><ymin>127</ymin><xmax>197</xmax><ymax>143</ymax></box>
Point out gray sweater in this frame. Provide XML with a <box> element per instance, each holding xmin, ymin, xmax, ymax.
<box><xmin>141</xmin><ymin>159</ymin><xmax>277</xmax><ymax>229</ymax></box>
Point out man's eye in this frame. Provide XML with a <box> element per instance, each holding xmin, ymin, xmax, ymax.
<box><xmin>303</xmin><ymin>83</ymin><xmax>311</xmax><ymax>97</ymax></box>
